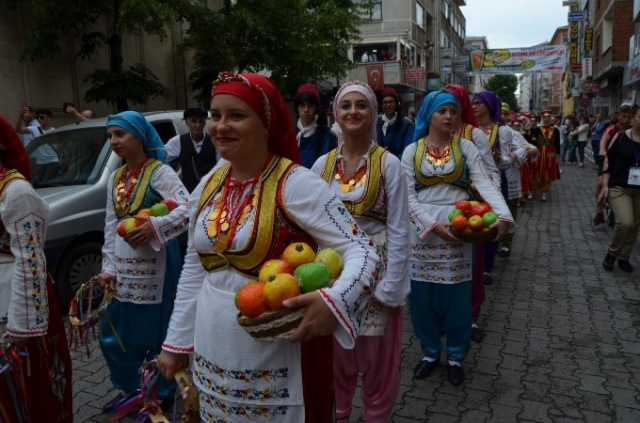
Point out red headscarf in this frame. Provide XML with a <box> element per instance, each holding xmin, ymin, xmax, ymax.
<box><xmin>0</xmin><ymin>114</ymin><xmax>31</xmax><ymax>180</ymax></box>
<box><xmin>211</xmin><ymin>72</ymin><xmax>301</xmax><ymax>165</ymax></box>
<box><xmin>445</xmin><ymin>84</ymin><xmax>478</xmax><ymax>127</ymax></box>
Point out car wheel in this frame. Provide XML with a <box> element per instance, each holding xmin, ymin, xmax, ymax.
<box><xmin>55</xmin><ymin>241</ymin><xmax>104</xmax><ymax>311</ymax></box>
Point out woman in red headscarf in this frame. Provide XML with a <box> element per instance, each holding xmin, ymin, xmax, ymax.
<box><xmin>444</xmin><ymin>84</ymin><xmax>501</xmax><ymax>344</ymax></box>
<box><xmin>0</xmin><ymin>114</ymin><xmax>72</xmax><ymax>422</ymax></box>
<box><xmin>157</xmin><ymin>73</ymin><xmax>380</xmax><ymax>422</ymax></box>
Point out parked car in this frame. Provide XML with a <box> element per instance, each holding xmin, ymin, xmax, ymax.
<box><xmin>26</xmin><ymin>111</ymin><xmax>190</xmax><ymax>310</ymax></box>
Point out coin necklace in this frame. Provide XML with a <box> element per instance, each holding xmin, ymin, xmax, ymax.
<box><xmin>425</xmin><ymin>141</ymin><xmax>451</xmax><ymax>167</ymax></box>
<box><xmin>206</xmin><ymin>173</ymin><xmax>259</xmax><ymax>252</ymax></box>
<box><xmin>115</xmin><ymin>157</ymin><xmax>149</xmax><ymax>213</ymax></box>
<box><xmin>334</xmin><ymin>161</ymin><xmax>367</xmax><ymax>194</ymax></box>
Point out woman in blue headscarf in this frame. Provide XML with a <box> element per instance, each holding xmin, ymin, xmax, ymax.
<box><xmin>95</xmin><ymin>111</ymin><xmax>190</xmax><ymax>413</ymax></box>
<box><xmin>402</xmin><ymin>90</ymin><xmax>513</xmax><ymax>386</ymax></box>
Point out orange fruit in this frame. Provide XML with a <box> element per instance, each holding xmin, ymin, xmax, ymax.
<box><xmin>451</xmin><ymin>215</ymin><xmax>468</xmax><ymax>231</ymax></box>
<box><xmin>282</xmin><ymin>242</ymin><xmax>316</xmax><ymax>269</ymax></box>
<box><xmin>235</xmin><ymin>282</ymin><xmax>268</xmax><ymax>318</ymax></box>
<box><xmin>262</xmin><ymin>273</ymin><xmax>301</xmax><ymax>311</ymax></box>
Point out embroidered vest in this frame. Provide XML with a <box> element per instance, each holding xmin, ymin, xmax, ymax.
<box><xmin>460</xmin><ymin>123</ymin><xmax>474</xmax><ymax>141</ymax></box>
<box><xmin>112</xmin><ymin>160</ymin><xmax>164</xmax><ymax>218</ymax></box>
<box><xmin>531</xmin><ymin>126</ymin><xmax>556</xmax><ymax>146</ymax></box>
<box><xmin>320</xmin><ymin>145</ymin><xmax>388</xmax><ymax>223</ymax></box>
<box><xmin>0</xmin><ymin>170</ymin><xmax>27</xmax><ymax>256</ymax></box>
<box><xmin>196</xmin><ymin>156</ymin><xmax>315</xmax><ymax>277</ymax></box>
<box><xmin>413</xmin><ymin>136</ymin><xmax>469</xmax><ymax>192</ymax></box>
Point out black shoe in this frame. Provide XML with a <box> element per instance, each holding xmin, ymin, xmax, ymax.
<box><xmin>498</xmin><ymin>247</ymin><xmax>510</xmax><ymax>258</ymax></box>
<box><xmin>447</xmin><ymin>364</ymin><xmax>465</xmax><ymax>386</ymax></box>
<box><xmin>414</xmin><ymin>359</ymin><xmax>438</xmax><ymax>379</ymax></box>
<box><xmin>592</xmin><ymin>213</ymin><xmax>605</xmax><ymax>226</ymax></box>
<box><xmin>484</xmin><ymin>272</ymin><xmax>493</xmax><ymax>285</ymax></box>
<box><xmin>603</xmin><ymin>254</ymin><xmax>615</xmax><ymax>271</ymax></box>
<box><xmin>471</xmin><ymin>326</ymin><xmax>484</xmax><ymax>343</ymax></box>
<box><xmin>618</xmin><ymin>260</ymin><xmax>634</xmax><ymax>273</ymax></box>
<box><xmin>102</xmin><ymin>392</ymin><xmax>125</xmax><ymax>414</ymax></box>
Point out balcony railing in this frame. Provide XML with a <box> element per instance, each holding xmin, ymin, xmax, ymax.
<box><xmin>347</xmin><ymin>60</ymin><xmax>427</xmax><ymax>91</ymax></box>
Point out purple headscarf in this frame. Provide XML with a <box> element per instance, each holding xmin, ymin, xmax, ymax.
<box><xmin>473</xmin><ymin>91</ymin><xmax>504</xmax><ymax>125</ymax></box>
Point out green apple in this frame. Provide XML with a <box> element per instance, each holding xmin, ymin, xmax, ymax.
<box><xmin>314</xmin><ymin>248</ymin><xmax>343</xmax><ymax>279</ymax></box>
<box><xmin>448</xmin><ymin>208</ymin><xmax>464</xmax><ymax>222</ymax></box>
<box><xmin>295</xmin><ymin>262</ymin><xmax>331</xmax><ymax>293</ymax></box>
<box><xmin>150</xmin><ymin>203</ymin><xmax>170</xmax><ymax>217</ymax></box>
<box><xmin>482</xmin><ymin>211</ymin><xmax>498</xmax><ymax>226</ymax></box>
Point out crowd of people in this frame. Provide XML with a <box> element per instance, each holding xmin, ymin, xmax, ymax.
<box><xmin>1</xmin><ymin>76</ymin><xmax>638</xmax><ymax>423</ymax></box>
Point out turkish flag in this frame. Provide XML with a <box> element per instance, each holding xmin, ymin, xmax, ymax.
<box><xmin>366</xmin><ymin>64</ymin><xmax>384</xmax><ymax>91</ymax></box>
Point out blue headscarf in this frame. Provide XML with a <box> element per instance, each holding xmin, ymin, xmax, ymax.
<box><xmin>106</xmin><ymin>111</ymin><xmax>167</xmax><ymax>163</ymax></box>
<box><xmin>473</xmin><ymin>91</ymin><xmax>504</xmax><ymax>125</ymax></box>
<box><xmin>413</xmin><ymin>89</ymin><xmax>458</xmax><ymax>142</ymax></box>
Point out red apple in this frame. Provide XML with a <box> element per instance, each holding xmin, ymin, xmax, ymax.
<box><xmin>160</xmin><ymin>198</ymin><xmax>178</xmax><ymax>211</ymax></box>
<box><xmin>470</xmin><ymin>204</ymin><xmax>486</xmax><ymax>218</ymax></box>
<box><xmin>117</xmin><ymin>221</ymin><xmax>127</xmax><ymax>238</ymax></box>
<box><xmin>468</xmin><ymin>215</ymin><xmax>485</xmax><ymax>232</ymax></box>
<box><xmin>455</xmin><ymin>200</ymin><xmax>472</xmax><ymax>216</ymax></box>
<box><xmin>259</xmin><ymin>259</ymin><xmax>294</xmax><ymax>284</ymax></box>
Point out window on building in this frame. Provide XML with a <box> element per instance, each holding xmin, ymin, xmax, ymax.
<box><xmin>354</xmin><ymin>0</ymin><xmax>382</xmax><ymax>21</ymax></box>
<box><xmin>416</xmin><ymin>2</ymin><xmax>425</xmax><ymax>30</ymax></box>
<box><xmin>442</xmin><ymin>0</ymin><xmax>449</xmax><ymax>18</ymax></box>
<box><xmin>602</xmin><ymin>18</ymin><xmax>613</xmax><ymax>52</ymax></box>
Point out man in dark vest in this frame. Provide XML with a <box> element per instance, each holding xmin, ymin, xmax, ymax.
<box><xmin>165</xmin><ymin>107</ymin><xmax>217</xmax><ymax>192</ymax></box>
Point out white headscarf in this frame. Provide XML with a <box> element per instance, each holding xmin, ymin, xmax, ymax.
<box><xmin>330</xmin><ymin>81</ymin><xmax>378</xmax><ymax>144</ymax></box>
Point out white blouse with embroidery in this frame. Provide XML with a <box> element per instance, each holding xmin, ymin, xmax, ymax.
<box><xmin>401</xmin><ymin>139</ymin><xmax>514</xmax><ymax>284</ymax></box>
<box><xmin>101</xmin><ymin>163</ymin><xmax>189</xmax><ymax>304</ymax></box>
<box><xmin>161</xmin><ymin>162</ymin><xmax>379</xmax><ymax>421</ymax></box>
<box><xmin>0</xmin><ymin>178</ymin><xmax>50</xmax><ymax>337</ymax></box>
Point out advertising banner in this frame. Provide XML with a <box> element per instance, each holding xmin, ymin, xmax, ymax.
<box><xmin>404</xmin><ymin>66</ymin><xmax>425</xmax><ymax>82</ymax></box>
<box><xmin>584</xmin><ymin>27</ymin><xmax>593</xmax><ymax>52</ymax></box>
<box><xmin>467</xmin><ymin>45</ymin><xmax>567</xmax><ymax>75</ymax></box>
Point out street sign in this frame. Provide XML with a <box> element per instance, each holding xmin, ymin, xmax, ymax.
<box><xmin>562</xmin><ymin>0</ymin><xmax>579</xmax><ymax>5</ymax></box>
<box><xmin>568</xmin><ymin>12</ymin><xmax>583</xmax><ymax>22</ymax></box>
<box><xmin>442</xmin><ymin>59</ymin><xmax>452</xmax><ymax>66</ymax></box>
<box><xmin>592</xmin><ymin>97</ymin><xmax>609</xmax><ymax>108</ymax></box>
<box><xmin>404</xmin><ymin>66</ymin><xmax>425</xmax><ymax>82</ymax></box>
<box><xmin>580</xmin><ymin>96</ymin><xmax>590</xmax><ymax>108</ymax></box>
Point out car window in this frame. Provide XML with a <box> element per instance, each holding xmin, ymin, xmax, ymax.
<box><xmin>152</xmin><ymin>121</ymin><xmax>178</xmax><ymax>144</ymax></box>
<box><xmin>27</xmin><ymin>127</ymin><xmax>111</xmax><ymax>188</ymax></box>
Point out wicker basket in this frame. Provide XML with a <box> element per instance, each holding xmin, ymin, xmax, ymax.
<box><xmin>237</xmin><ymin>308</ymin><xmax>305</xmax><ymax>342</ymax></box>
<box><xmin>450</xmin><ymin>227</ymin><xmax>498</xmax><ymax>243</ymax></box>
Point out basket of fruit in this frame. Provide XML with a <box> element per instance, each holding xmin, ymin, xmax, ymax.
<box><xmin>235</xmin><ymin>243</ymin><xmax>343</xmax><ymax>342</ymax></box>
<box><xmin>448</xmin><ymin>200</ymin><xmax>499</xmax><ymax>243</ymax></box>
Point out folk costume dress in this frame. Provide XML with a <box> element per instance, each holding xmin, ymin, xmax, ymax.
<box><xmin>162</xmin><ymin>155</ymin><xmax>379</xmax><ymax>422</ymax></box>
<box><xmin>402</xmin><ymin>133</ymin><xmax>513</xmax><ymax>364</ymax></box>
<box><xmin>100</xmin><ymin>111</ymin><xmax>190</xmax><ymax>399</ymax></box>
<box><xmin>312</xmin><ymin>142</ymin><xmax>409</xmax><ymax>423</ymax></box>
<box><xmin>0</xmin><ymin>169</ymin><xmax>72</xmax><ymax>422</ymax></box>
<box><xmin>530</xmin><ymin>124</ymin><xmax>561</xmax><ymax>193</ymax></box>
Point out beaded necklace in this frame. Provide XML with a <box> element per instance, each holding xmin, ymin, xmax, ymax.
<box><xmin>334</xmin><ymin>160</ymin><xmax>367</xmax><ymax>193</ymax></box>
<box><xmin>425</xmin><ymin>139</ymin><xmax>451</xmax><ymax>167</ymax></box>
<box><xmin>115</xmin><ymin>157</ymin><xmax>149</xmax><ymax>212</ymax></box>
<box><xmin>206</xmin><ymin>173</ymin><xmax>259</xmax><ymax>252</ymax></box>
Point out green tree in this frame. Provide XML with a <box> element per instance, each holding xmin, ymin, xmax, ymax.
<box><xmin>484</xmin><ymin>74</ymin><xmax>519</xmax><ymax>112</ymax></box>
<box><xmin>185</xmin><ymin>0</ymin><xmax>363</xmax><ymax>105</ymax></box>
<box><xmin>3</xmin><ymin>0</ymin><xmax>182</xmax><ymax>111</ymax></box>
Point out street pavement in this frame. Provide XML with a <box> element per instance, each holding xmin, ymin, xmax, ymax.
<box><xmin>72</xmin><ymin>160</ymin><xmax>640</xmax><ymax>422</ymax></box>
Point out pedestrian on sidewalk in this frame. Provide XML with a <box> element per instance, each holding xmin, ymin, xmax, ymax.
<box><xmin>594</xmin><ymin>105</ymin><xmax>632</xmax><ymax>226</ymax></box>
<box><xmin>600</xmin><ymin>104</ymin><xmax>640</xmax><ymax>273</ymax></box>
<box><xmin>569</xmin><ymin>115</ymin><xmax>590</xmax><ymax>167</ymax></box>
<box><xmin>312</xmin><ymin>81</ymin><xmax>410</xmax><ymax>423</ymax></box>
<box><xmin>95</xmin><ymin>111</ymin><xmax>190</xmax><ymax>413</ymax></box>
<box><xmin>157</xmin><ymin>72</ymin><xmax>380</xmax><ymax>422</ymax></box>
<box><xmin>0</xmin><ymin>114</ymin><xmax>73</xmax><ymax>422</ymax></box>
<box><xmin>403</xmin><ymin>90</ymin><xmax>513</xmax><ymax>386</ymax></box>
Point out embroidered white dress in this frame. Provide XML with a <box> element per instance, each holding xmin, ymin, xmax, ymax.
<box><xmin>505</xmin><ymin>129</ymin><xmax>530</xmax><ymax>201</ymax></box>
<box><xmin>163</xmin><ymin>163</ymin><xmax>379</xmax><ymax>422</ymax></box>
<box><xmin>312</xmin><ymin>143</ymin><xmax>410</xmax><ymax>335</ymax></box>
<box><xmin>401</xmin><ymin>138</ymin><xmax>514</xmax><ymax>284</ymax></box>
<box><xmin>0</xmin><ymin>178</ymin><xmax>49</xmax><ymax>337</ymax></box>
<box><xmin>101</xmin><ymin>163</ymin><xmax>189</xmax><ymax>304</ymax></box>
